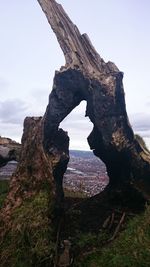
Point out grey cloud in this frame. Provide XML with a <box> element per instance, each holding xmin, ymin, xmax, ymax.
<box><xmin>0</xmin><ymin>121</ymin><xmax>23</xmax><ymax>142</ymax></box>
<box><xmin>145</xmin><ymin>96</ymin><xmax>150</xmax><ymax>105</ymax></box>
<box><xmin>62</xmin><ymin>111</ymin><xmax>88</xmax><ymax>123</ymax></box>
<box><xmin>129</xmin><ymin>113</ymin><xmax>150</xmax><ymax>137</ymax></box>
<box><xmin>0</xmin><ymin>77</ymin><xmax>9</xmax><ymax>91</ymax></box>
<box><xmin>130</xmin><ymin>113</ymin><xmax>150</xmax><ymax>130</ymax></box>
<box><xmin>136</xmin><ymin>131</ymin><xmax>150</xmax><ymax>138</ymax></box>
<box><xmin>61</xmin><ymin>102</ymin><xmax>87</xmax><ymax>124</ymax></box>
<box><xmin>59</xmin><ymin>101</ymin><xmax>93</xmax><ymax>148</ymax></box>
<box><xmin>61</xmin><ymin>118</ymin><xmax>92</xmax><ymax>132</ymax></box>
<box><xmin>61</xmin><ymin>115</ymin><xmax>92</xmax><ymax>150</ymax></box>
<box><xmin>60</xmin><ymin>118</ymin><xmax>93</xmax><ymax>149</ymax></box>
<box><xmin>62</xmin><ymin>110</ymin><xmax>86</xmax><ymax>121</ymax></box>
<box><xmin>26</xmin><ymin>88</ymin><xmax>50</xmax><ymax>116</ymax></box>
<box><xmin>0</xmin><ymin>99</ymin><xmax>28</xmax><ymax>124</ymax></box>
<box><xmin>31</xmin><ymin>88</ymin><xmax>49</xmax><ymax>101</ymax></box>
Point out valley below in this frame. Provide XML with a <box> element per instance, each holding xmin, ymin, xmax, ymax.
<box><xmin>64</xmin><ymin>150</ymin><xmax>108</xmax><ymax>196</ymax></box>
<box><xmin>0</xmin><ymin>150</ymin><xmax>109</xmax><ymax>197</ymax></box>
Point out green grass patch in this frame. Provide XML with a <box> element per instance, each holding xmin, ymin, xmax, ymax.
<box><xmin>75</xmin><ymin>205</ymin><xmax>150</xmax><ymax>267</ymax></box>
<box><xmin>1</xmin><ymin>180</ymin><xmax>150</xmax><ymax>267</ymax></box>
<box><xmin>64</xmin><ymin>188</ymin><xmax>88</xmax><ymax>199</ymax></box>
<box><xmin>0</xmin><ymin>191</ymin><xmax>55</xmax><ymax>267</ymax></box>
<box><xmin>73</xmin><ymin>231</ymin><xmax>110</xmax><ymax>252</ymax></box>
<box><xmin>0</xmin><ymin>180</ymin><xmax>9</xmax><ymax>208</ymax></box>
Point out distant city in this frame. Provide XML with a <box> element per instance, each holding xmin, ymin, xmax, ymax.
<box><xmin>0</xmin><ymin>150</ymin><xmax>109</xmax><ymax>197</ymax></box>
<box><xmin>63</xmin><ymin>150</ymin><xmax>109</xmax><ymax>196</ymax></box>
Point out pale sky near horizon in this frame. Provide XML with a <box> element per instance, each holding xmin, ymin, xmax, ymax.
<box><xmin>0</xmin><ymin>0</ymin><xmax>150</xmax><ymax>150</ymax></box>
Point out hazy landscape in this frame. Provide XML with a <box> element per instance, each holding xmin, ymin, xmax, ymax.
<box><xmin>0</xmin><ymin>150</ymin><xmax>109</xmax><ymax>197</ymax></box>
<box><xmin>64</xmin><ymin>150</ymin><xmax>108</xmax><ymax>196</ymax></box>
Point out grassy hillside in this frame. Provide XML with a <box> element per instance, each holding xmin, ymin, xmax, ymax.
<box><xmin>0</xmin><ymin>180</ymin><xmax>9</xmax><ymax>209</ymax></box>
<box><xmin>0</xmin><ymin>179</ymin><xmax>150</xmax><ymax>267</ymax></box>
<box><xmin>74</xmin><ymin>204</ymin><xmax>150</xmax><ymax>267</ymax></box>
<box><xmin>0</xmin><ymin>180</ymin><xmax>55</xmax><ymax>267</ymax></box>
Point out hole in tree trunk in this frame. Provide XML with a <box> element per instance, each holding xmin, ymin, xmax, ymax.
<box><xmin>60</xmin><ymin>101</ymin><xmax>109</xmax><ymax>200</ymax></box>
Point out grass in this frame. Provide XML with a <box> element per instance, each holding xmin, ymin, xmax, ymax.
<box><xmin>0</xmin><ymin>181</ymin><xmax>55</xmax><ymax>267</ymax></box>
<box><xmin>64</xmin><ymin>188</ymin><xmax>88</xmax><ymax>199</ymax></box>
<box><xmin>74</xmin><ymin>204</ymin><xmax>150</xmax><ymax>267</ymax></box>
<box><xmin>1</xmin><ymin>180</ymin><xmax>150</xmax><ymax>267</ymax></box>
<box><xmin>71</xmin><ymin>230</ymin><xmax>110</xmax><ymax>259</ymax></box>
<box><xmin>0</xmin><ymin>180</ymin><xmax>9</xmax><ymax>208</ymax></box>
<box><xmin>135</xmin><ymin>134</ymin><xmax>150</xmax><ymax>153</ymax></box>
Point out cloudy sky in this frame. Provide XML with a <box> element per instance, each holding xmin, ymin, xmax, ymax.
<box><xmin>0</xmin><ymin>0</ymin><xmax>150</xmax><ymax>150</ymax></box>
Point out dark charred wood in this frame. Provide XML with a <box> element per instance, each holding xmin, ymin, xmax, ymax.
<box><xmin>37</xmin><ymin>0</ymin><xmax>150</xmax><ymax>199</ymax></box>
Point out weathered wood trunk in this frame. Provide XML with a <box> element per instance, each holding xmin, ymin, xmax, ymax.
<box><xmin>0</xmin><ymin>117</ymin><xmax>69</xmax><ymax>266</ymax></box>
<box><xmin>37</xmin><ymin>0</ymin><xmax>150</xmax><ymax>198</ymax></box>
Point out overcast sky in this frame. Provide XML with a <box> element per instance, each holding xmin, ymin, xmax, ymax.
<box><xmin>0</xmin><ymin>0</ymin><xmax>150</xmax><ymax>150</ymax></box>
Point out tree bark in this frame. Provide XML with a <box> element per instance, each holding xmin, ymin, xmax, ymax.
<box><xmin>37</xmin><ymin>0</ymin><xmax>150</xmax><ymax>198</ymax></box>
